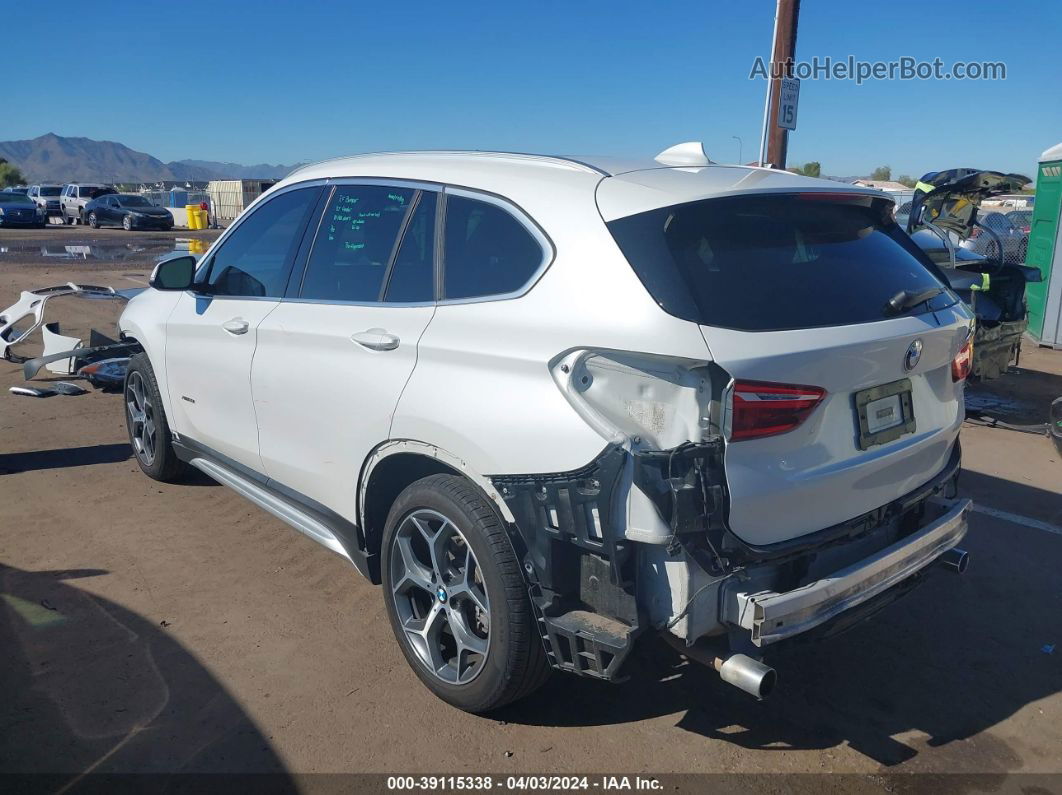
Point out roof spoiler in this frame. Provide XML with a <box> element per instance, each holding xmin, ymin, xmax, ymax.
<box><xmin>654</xmin><ymin>142</ymin><xmax>714</xmax><ymax>167</ymax></box>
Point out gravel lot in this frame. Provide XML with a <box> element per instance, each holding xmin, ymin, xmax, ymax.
<box><xmin>1</xmin><ymin>226</ymin><xmax>1060</xmax><ymax>789</ymax></box>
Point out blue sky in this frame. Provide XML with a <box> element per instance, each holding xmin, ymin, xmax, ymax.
<box><xmin>6</xmin><ymin>1</ymin><xmax>1060</xmax><ymax>178</ymax></box>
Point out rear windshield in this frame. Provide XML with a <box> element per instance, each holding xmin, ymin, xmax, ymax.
<box><xmin>607</xmin><ymin>193</ymin><xmax>956</xmax><ymax>331</ymax></box>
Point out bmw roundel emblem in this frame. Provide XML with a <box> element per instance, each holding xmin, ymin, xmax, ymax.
<box><xmin>904</xmin><ymin>339</ymin><xmax>923</xmax><ymax>371</ymax></box>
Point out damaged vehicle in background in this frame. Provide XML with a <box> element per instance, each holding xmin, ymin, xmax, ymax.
<box><xmin>904</xmin><ymin>169</ymin><xmax>1040</xmax><ymax>380</ymax></box>
<box><xmin>115</xmin><ymin>145</ymin><xmax>973</xmax><ymax>712</ymax></box>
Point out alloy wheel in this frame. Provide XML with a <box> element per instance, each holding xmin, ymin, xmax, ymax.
<box><xmin>126</xmin><ymin>370</ymin><xmax>157</xmax><ymax>466</ymax></box>
<box><xmin>389</xmin><ymin>509</ymin><xmax>490</xmax><ymax>685</ymax></box>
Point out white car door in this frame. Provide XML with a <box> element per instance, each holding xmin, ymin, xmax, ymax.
<box><xmin>252</xmin><ymin>183</ymin><xmax>438</xmax><ymax>520</ymax></box>
<box><xmin>165</xmin><ymin>184</ymin><xmax>324</xmax><ymax>472</ymax></box>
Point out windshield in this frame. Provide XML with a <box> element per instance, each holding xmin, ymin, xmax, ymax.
<box><xmin>41</xmin><ymin>186</ymin><xmax>61</xmax><ymax>196</ymax></box>
<box><xmin>0</xmin><ymin>193</ymin><xmax>36</xmax><ymax>205</ymax></box>
<box><xmin>117</xmin><ymin>195</ymin><xmax>152</xmax><ymax>207</ymax></box>
<box><xmin>607</xmin><ymin>193</ymin><xmax>956</xmax><ymax>331</ymax></box>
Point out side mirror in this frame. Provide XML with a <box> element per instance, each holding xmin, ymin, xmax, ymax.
<box><xmin>149</xmin><ymin>255</ymin><xmax>197</xmax><ymax>291</ymax></box>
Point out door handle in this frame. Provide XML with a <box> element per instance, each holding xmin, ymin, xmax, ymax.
<box><xmin>222</xmin><ymin>318</ymin><xmax>250</xmax><ymax>335</ymax></box>
<box><xmin>351</xmin><ymin>328</ymin><xmax>400</xmax><ymax>351</ymax></box>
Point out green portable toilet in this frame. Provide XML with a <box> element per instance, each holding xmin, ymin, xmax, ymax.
<box><xmin>1027</xmin><ymin>142</ymin><xmax>1062</xmax><ymax>348</ymax></box>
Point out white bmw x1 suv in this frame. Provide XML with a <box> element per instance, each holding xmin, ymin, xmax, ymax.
<box><xmin>119</xmin><ymin>143</ymin><xmax>974</xmax><ymax>712</ymax></box>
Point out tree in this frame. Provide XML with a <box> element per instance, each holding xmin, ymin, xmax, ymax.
<box><xmin>799</xmin><ymin>161</ymin><xmax>821</xmax><ymax>178</ymax></box>
<box><xmin>870</xmin><ymin>165</ymin><xmax>892</xmax><ymax>181</ymax></box>
<box><xmin>896</xmin><ymin>175</ymin><xmax>917</xmax><ymax>188</ymax></box>
<box><xmin>0</xmin><ymin>159</ymin><xmax>27</xmax><ymax>187</ymax></box>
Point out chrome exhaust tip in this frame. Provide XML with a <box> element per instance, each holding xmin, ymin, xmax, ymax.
<box><xmin>940</xmin><ymin>547</ymin><xmax>969</xmax><ymax>574</ymax></box>
<box><xmin>661</xmin><ymin>634</ymin><xmax>778</xmax><ymax>699</ymax></box>
<box><xmin>714</xmin><ymin>654</ymin><xmax>777</xmax><ymax>700</ymax></box>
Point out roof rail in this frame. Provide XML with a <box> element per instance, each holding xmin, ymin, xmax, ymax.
<box><xmin>286</xmin><ymin>150</ymin><xmax>609</xmax><ymax>178</ymax></box>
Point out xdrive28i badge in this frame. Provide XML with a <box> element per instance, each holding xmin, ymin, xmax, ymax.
<box><xmin>904</xmin><ymin>339</ymin><xmax>923</xmax><ymax>371</ymax></box>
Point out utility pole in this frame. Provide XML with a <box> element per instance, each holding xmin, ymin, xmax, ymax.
<box><xmin>757</xmin><ymin>0</ymin><xmax>800</xmax><ymax>169</ymax></box>
<box><xmin>731</xmin><ymin>135</ymin><xmax>743</xmax><ymax>165</ymax></box>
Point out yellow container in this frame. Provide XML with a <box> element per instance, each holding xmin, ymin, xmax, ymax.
<box><xmin>196</xmin><ymin>208</ymin><xmax>209</xmax><ymax>229</ymax></box>
<box><xmin>185</xmin><ymin>204</ymin><xmax>201</xmax><ymax>230</ymax></box>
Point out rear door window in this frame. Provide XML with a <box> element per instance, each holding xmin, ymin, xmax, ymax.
<box><xmin>607</xmin><ymin>193</ymin><xmax>956</xmax><ymax>331</ymax></box>
<box><xmin>300</xmin><ymin>185</ymin><xmax>413</xmax><ymax>302</ymax></box>
<box><xmin>442</xmin><ymin>195</ymin><xmax>544</xmax><ymax>300</ymax></box>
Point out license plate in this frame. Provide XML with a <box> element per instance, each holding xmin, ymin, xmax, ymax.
<box><xmin>855</xmin><ymin>378</ymin><xmax>916</xmax><ymax>450</ymax></box>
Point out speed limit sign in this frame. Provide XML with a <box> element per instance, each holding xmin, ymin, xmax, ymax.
<box><xmin>778</xmin><ymin>77</ymin><xmax>800</xmax><ymax>130</ymax></box>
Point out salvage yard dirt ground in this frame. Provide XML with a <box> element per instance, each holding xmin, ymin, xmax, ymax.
<box><xmin>1</xmin><ymin>227</ymin><xmax>1060</xmax><ymax>786</ymax></box>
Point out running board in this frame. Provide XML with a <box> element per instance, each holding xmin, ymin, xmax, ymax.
<box><xmin>189</xmin><ymin>457</ymin><xmax>352</xmax><ymax>561</ymax></box>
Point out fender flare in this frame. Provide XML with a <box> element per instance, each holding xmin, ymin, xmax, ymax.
<box><xmin>357</xmin><ymin>439</ymin><xmax>517</xmax><ymax>530</ymax></box>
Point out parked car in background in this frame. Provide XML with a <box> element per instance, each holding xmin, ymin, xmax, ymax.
<box><xmin>119</xmin><ymin>145</ymin><xmax>973</xmax><ymax>712</ymax></box>
<box><xmin>27</xmin><ymin>184</ymin><xmax>64</xmax><ymax>220</ymax></box>
<box><xmin>0</xmin><ymin>191</ymin><xmax>47</xmax><ymax>227</ymax></box>
<box><xmin>964</xmin><ymin>211</ymin><xmax>1027</xmax><ymax>264</ymax></box>
<box><xmin>2</xmin><ymin>186</ymin><xmax>29</xmax><ymax>195</ymax></box>
<box><xmin>61</xmin><ymin>183</ymin><xmax>116</xmax><ymax>225</ymax></box>
<box><xmin>85</xmin><ymin>193</ymin><xmax>174</xmax><ymax>231</ymax></box>
<box><xmin>1005</xmin><ymin>209</ymin><xmax>1032</xmax><ymax>235</ymax></box>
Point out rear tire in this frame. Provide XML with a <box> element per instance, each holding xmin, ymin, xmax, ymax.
<box><xmin>124</xmin><ymin>353</ymin><xmax>188</xmax><ymax>482</ymax></box>
<box><xmin>88</xmin><ymin>212</ymin><xmax>99</xmax><ymax>229</ymax></box>
<box><xmin>122</xmin><ymin>215</ymin><xmax>132</xmax><ymax>231</ymax></box>
<box><xmin>381</xmin><ymin>474</ymin><xmax>550</xmax><ymax>712</ymax></box>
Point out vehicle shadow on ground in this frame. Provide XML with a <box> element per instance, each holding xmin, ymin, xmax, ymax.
<box><xmin>0</xmin><ymin>443</ymin><xmax>132</xmax><ymax>474</ymax></box>
<box><xmin>498</xmin><ymin>476</ymin><xmax>1061</xmax><ymax>769</ymax></box>
<box><xmin>0</xmin><ymin>444</ymin><xmax>219</xmax><ymax>487</ymax></box>
<box><xmin>0</xmin><ymin>563</ymin><xmax>294</xmax><ymax>788</ymax></box>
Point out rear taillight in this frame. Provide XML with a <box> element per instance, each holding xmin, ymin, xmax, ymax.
<box><xmin>952</xmin><ymin>339</ymin><xmax>973</xmax><ymax>381</ymax></box>
<box><xmin>730</xmin><ymin>380</ymin><xmax>826</xmax><ymax>441</ymax></box>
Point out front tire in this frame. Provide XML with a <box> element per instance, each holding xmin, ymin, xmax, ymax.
<box><xmin>124</xmin><ymin>353</ymin><xmax>188</xmax><ymax>482</ymax></box>
<box><xmin>381</xmin><ymin>474</ymin><xmax>549</xmax><ymax>712</ymax></box>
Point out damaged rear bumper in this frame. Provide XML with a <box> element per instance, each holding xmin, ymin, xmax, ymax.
<box><xmin>722</xmin><ymin>497</ymin><xmax>971</xmax><ymax>646</ymax></box>
<box><xmin>489</xmin><ymin>437</ymin><xmax>967</xmax><ymax>686</ymax></box>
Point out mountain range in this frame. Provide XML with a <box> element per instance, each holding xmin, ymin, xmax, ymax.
<box><xmin>0</xmin><ymin>133</ymin><xmax>301</xmax><ymax>183</ymax></box>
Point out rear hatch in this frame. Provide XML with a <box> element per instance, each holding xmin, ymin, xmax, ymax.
<box><xmin>602</xmin><ymin>182</ymin><xmax>973</xmax><ymax>546</ymax></box>
<box><xmin>905</xmin><ymin>168</ymin><xmax>1030</xmax><ymax>238</ymax></box>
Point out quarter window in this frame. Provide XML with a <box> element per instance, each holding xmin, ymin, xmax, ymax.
<box><xmin>442</xmin><ymin>195</ymin><xmax>543</xmax><ymax>300</ymax></box>
<box><xmin>300</xmin><ymin>185</ymin><xmax>414</xmax><ymax>302</ymax></box>
<box><xmin>384</xmin><ymin>191</ymin><xmax>437</xmax><ymax>303</ymax></box>
<box><xmin>204</xmin><ymin>186</ymin><xmax>320</xmax><ymax>298</ymax></box>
